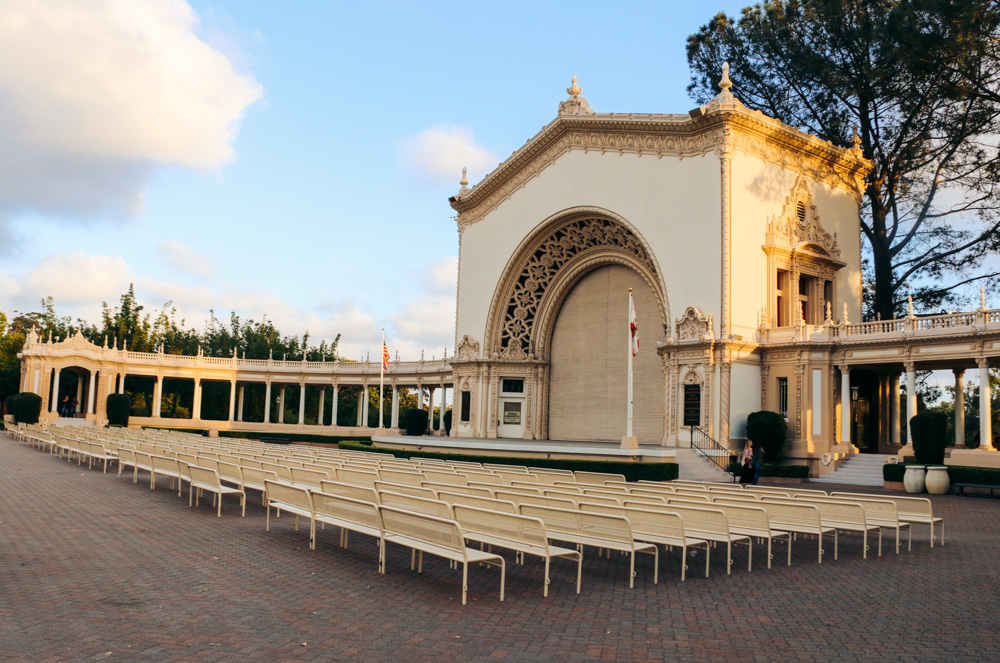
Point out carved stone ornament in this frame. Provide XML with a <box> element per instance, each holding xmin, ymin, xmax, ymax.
<box><xmin>766</xmin><ymin>177</ymin><xmax>841</xmax><ymax>258</ymax></box>
<box><xmin>457</xmin><ymin>335</ymin><xmax>480</xmax><ymax>360</ymax></box>
<box><xmin>494</xmin><ymin>216</ymin><xmax>657</xmax><ymax>359</ymax></box>
<box><xmin>676</xmin><ymin>307</ymin><xmax>713</xmax><ymax>341</ymax></box>
<box><xmin>558</xmin><ymin>76</ymin><xmax>595</xmax><ymax>116</ymax></box>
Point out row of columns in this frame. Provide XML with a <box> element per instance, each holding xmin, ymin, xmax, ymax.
<box><xmin>839</xmin><ymin>363</ymin><xmax>993</xmax><ymax>450</ymax></box>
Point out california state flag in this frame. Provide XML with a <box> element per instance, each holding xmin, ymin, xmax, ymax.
<box><xmin>629</xmin><ymin>292</ymin><xmax>639</xmax><ymax>357</ymax></box>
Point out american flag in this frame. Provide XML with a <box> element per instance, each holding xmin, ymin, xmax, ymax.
<box><xmin>381</xmin><ymin>339</ymin><xmax>390</xmax><ymax>373</ymax></box>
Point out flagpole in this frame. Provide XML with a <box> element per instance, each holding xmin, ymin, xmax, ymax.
<box><xmin>627</xmin><ymin>289</ymin><xmax>633</xmax><ymax>438</ymax></box>
<box><xmin>378</xmin><ymin>328</ymin><xmax>385</xmax><ymax>431</ymax></box>
<box><xmin>622</xmin><ymin>289</ymin><xmax>638</xmax><ymax>449</ymax></box>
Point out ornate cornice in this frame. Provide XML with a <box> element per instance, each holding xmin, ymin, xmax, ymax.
<box><xmin>450</xmin><ymin>108</ymin><xmax>872</xmax><ymax>230</ymax></box>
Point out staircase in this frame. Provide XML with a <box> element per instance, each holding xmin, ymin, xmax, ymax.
<box><xmin>812</xmin><ymin>454</ymin><xmax>888</xmax><ymax>486</ymax></box>
<box><xmin>674</xmin><ymin>448</ymin><xmax>737</xmax><ymax>482</ymax></box>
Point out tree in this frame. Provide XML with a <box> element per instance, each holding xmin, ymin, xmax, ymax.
<box><xmin>687</xmin><ymin>0</ymin><xmax>1000</xmax><ymax>319</ymax></box>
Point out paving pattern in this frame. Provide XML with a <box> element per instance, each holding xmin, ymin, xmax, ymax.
<box><xmin>2</xmin><ymin>437</ymin><xmax>999</xmax><ymax>662</ymax></box>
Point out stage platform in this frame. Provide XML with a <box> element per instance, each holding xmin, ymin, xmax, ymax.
<box><xmin>370</xmin><ymin>434</ymin><xmax>676</xmax><ymax>462</ymax></box>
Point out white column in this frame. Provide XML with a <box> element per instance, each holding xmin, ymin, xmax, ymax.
<box><xmin>118</xmin><ymin>373</ymin><xmax>125</xmax><ymax>394</ymax></box>
<box><xmin>954</xmin><ymin>369</ymin><xmax>966</xmax><ymax>448</ymax></box>
<box><xmin>264</xmin><ymin>382</ymin><xmax>272</xmax><ymax>423</ymax></box>
<box><xmin>891</xmin><ymin>374</ymin><xmax>901</xmax><ymax>445</ymax></box>
<box><xmin>979</xmin><ymin>360</ymin><xmax>994</xmax><ymax>451</ymax></box>
<box><xmin>298</xmin><ymin>383</ymin><xmax>306</xmax><ymax>425</ymax></box>
<box><xmin>192</xmin><ymin>378</ymin><xmax>202</xmax><ymax>420</ymax></box>
<box><xmin>356</xmin><ymin>387</ymin><xmax>364</xmax><ymax>426</ymax></box>
<box><xmin>88</xmin><ymin>371</ymin><xmax>97</xmax><ymax>415</ymax></box>
<box><xmin>153</xmin><ymin>376</ymin><xmax>163</xmax><ymax>418</ymax></box>
<box><xmin>361</xmin><ymin>385</ymin><xmax>369</xmax><ymax>427</ymax></box>
<box><xmin>33</xmin><ymin>369</ymin><xmax>40</xmax><ymax>394</ymax></box>
<box><xmin>278</xmin><ymin>386</ymin><xmax>286</xmax><ymax>424</ymax></box>
<box><xmin>391</xmin><ymin>386</ymin><xmax>400</xmax><ymax>428</ymax></box>
<box><xmin>227</xmin><ymin>380</ymin><xmax>236</xmax><ymax>422</ymax></box>
<box><xmin>75</xmin><ymin>379</ymin><xmax>83</xmax><ymax>414</ymax></box>
<box><xmin>427</xmin><ymin>386</ymin><xmax>435</xmax><ymax>433</ymax></box>
<box><xmin>905</xmin><ymin>363</ymin><xmax>916</xmax><ymax>446</ymax></box>
<box><xmin>50</xmin><ymin>369</ymin><xmax>61</xmax><ymax>414</ymax></box>
<box><xmin>839</xmin><ymin>366</ymin><xmax>850</xmax><ymax>443</ymax></box>
<box><xmin>317</xmin><ymin>387</ymin><xmax>325</xmax><ymax>426</ymax></box>
<box><xmin>438</xmin><ymin>385</ymin><xmax>447</xmax><ymax>431</ymax></box>
<box><xmin>330</xmin><ymin>385</ymin><xmax>339</xmax><ymax>427</ymax></box>
<box><xmin>238</xmin><ymin>385</ymin><xmax>245</xmax><ymax>422</ymax></box>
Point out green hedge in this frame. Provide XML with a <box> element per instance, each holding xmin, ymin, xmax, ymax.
<box><xmin>760</xmin><ymin>464</ymin><xmax>809</xmax><ymax>478</ymax></box>
<box><xmin>337</xmin><ymin>441</ymin><xmax>679</xmax><ymax>482</ymax></box>
<box><xmin>911</xmin><ymin>410</ymin><xmax>948</xmax><ymax>464</ymax></box>
<box><xmin>402</xmin><ymin>409</ymin><xmax>428</xmax><ymax>436</ymax></box>
<box><xmin>106</xmin><ymin>394</ymin><xmax>131</xmax><ymax>427</ymax></box>
<box><xmin>883</xmin><ymin>463</ymin><xmax>1000</xmax><ymax>487</ymax></box>
<box><xmin>141</xmin><ymin>426</ymin><xmax>370</xmax><ymax>446</ymax></box>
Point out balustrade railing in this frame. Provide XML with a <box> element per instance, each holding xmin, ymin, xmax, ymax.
<box><xmin>689</xmin><ymin>426</ymin><xmax>738</xmax><ymax>482</ymax></box>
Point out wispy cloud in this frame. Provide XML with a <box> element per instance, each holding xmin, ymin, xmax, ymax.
<box><xmin>157</xmin><ymin>241</ymin><xmax>214</xmax><ymax>279</ymax></box>
<box><xmin>0</xmin><ymin>0</ymin><xmax>263</xmax><ymax>250</ymax></box>
<box><xmin>397</xmin><ymin>125</ymin><xmax>498</xmax><ymax>188</ymax></box>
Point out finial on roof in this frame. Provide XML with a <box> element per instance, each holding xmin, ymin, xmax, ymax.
<box><xmin>842</xmin><ymin>302</ymin><xmax>850</xmax><ymax>325</ymax></box>
<box><xmin>852</xmin><ymin>124</ymin><xmax>862</xmax><ymax>149</ymax></box>
<box><xmin>558</xmin><ymin>75</ymin><xmax>594</xmax><ymax>116</ymax></box>
<box><xmin>907</xmin><ymin>295</ymin><xmax>914</xmax><ymax>317</ymax></box>
<box><xmin>567</xmin><ymin>75</ymin><xmax>582</xmax><ymax>97</ymax></box>
<box><xmin>981</xmin><ymin>286</ymin><xmax>987</xmax><ymax>310</ymax></box>
<box><xmin>826</xmin><ymin>301</ymin><xmax>833</xmax><ymax>323</ymax></box>
<box><xmin>459</xmin><ymin>167</ymin><xmax>468</xmax><ymax>191</ymax></box>
<box><xmin>715</xmin><ymin>62</ymin><xmax>738</xmax><ymax>105</ymax></box>
<box><xmin>719</xmin><ymin>62</ymin><xmax>732</xmax><ymax>93</ymax></box>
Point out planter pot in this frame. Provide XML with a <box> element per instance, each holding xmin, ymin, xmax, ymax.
<box><xmin>903</xmin><ymin>465</ymin><xmax>926</xmax><ymax>494</ymax></box>
<box><xmin>925</xmin><ymin>466</ymin><xmax>951</xmax><ymax>495</ymax></box>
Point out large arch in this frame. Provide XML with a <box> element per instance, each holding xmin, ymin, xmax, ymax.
<box><xmin>546</xmin><ymin>264</ymin><xmax>666</xmax><ymax>443</ymax></box>
<box><xmin>484</xmin><ymin>207</ymin><xmax>669</xmax><ymax>361</ymax></box>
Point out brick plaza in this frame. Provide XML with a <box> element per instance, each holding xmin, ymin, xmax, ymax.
<box><xmin>2</xmin><ymin>438</ymin><xmax>999</xmax><ymax>662</ymax></box>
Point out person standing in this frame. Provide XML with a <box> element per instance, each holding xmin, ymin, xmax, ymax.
<box><xmin>739</xmin><ymin>440</ymin><xmax>755</xmax><ymax>484</ymax></box>
<box><xmin>752</xmin><ymin>442</ymin><xmax>765</xmax><ymax>485</ymax></box>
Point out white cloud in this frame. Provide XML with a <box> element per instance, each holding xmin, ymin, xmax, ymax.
<box><xmin>157</xmin><ymin>240</ymin><xmax>214</xmax><ymax>279</ymax></box>
<box><xmin>397</xmin><ymin>125</ymin><xmax>498</xmax><ymax>187</ymax></box>
<box><xmin>0</xmin><ymin>0</ymin><xmax>262</xmax><ymax>247</ymax></box>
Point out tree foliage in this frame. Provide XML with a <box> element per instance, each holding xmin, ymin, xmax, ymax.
<box><xmin>687</xmin><ymin>0</ymin><xmax>1000</xmax><ymax>319</ymax></box>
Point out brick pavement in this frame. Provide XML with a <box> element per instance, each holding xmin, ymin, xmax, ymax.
<box><xmin>2</xmin><ymin>437</ymin><xmax>999</xmax><ymax>662</ymax></box>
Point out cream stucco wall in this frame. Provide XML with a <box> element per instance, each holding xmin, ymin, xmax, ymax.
<box><xmin>729</xmin><ymin>362</ymin><xmax>760</xmax><ymax>440</ymax></box>
<box><xmin>457</xmin><ymin>149</ymin><xmax>722</xmax><ymax>348</ymax></box>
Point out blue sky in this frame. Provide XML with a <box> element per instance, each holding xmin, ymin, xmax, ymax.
<box><xmin>0</xmin><ymin>0</ymin><xmax>750</xmax><ymax>360</ymax></box>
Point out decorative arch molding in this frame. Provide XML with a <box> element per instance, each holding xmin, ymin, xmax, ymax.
<box><xmin>484</xmin><ymin>207</ymin><xmax>669</xmax><ymax>361</ymax></box>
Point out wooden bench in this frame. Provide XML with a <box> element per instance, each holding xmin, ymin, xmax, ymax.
<box><xmin>188</xmin><ymin>465</ymin><xmax>246</xmax><ymax>517</ymax></box>
<box><xmin>452</xmin><ymin>504</ymin><xmax>582</xmax><ymax>597</ymax></box>
<box><xmin>579</xmin><ymin>502</ymin><xmax>710</xmax><ymax>581</ymax></box>
<box><xmin>378</xmin><ymin>505</ymin><xmax>505</xmax><ymax>605</ymax></box>
<box><xmin>831</xmin><ymin>492</ymin><xmax>943</xmax><ymax>547</ymax></box>
<box><xmin>626</xmin><ymin>501</ymin><xmax>751</xmax><ymax>575</ymax></box>
<box><xmin>519</xmin><ymin>504</ymin><xmax>658</xmax><ymax>588</ymax></box>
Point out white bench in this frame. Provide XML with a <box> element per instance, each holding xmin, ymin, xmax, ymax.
<box><xmin>716</xmin><ymin>497</ymin><xmax>835</xmax><ymax>563</ymax></box>
<box><xmin>188</xmin><ymin>465</ymin><xmax>246</xmax><ymax>517</ymax></box>
<box><xmin>378</xmin><ymin>505</ymin><xmax>505</xmax><ymax>605</ymax></box>
<box><xmin>519</xmin><ymin>504</ymin><xmax>658</xmax><ymax>588</ymax></box>
<box><xmin>452</xmin><ymin>504</ymin><xmax>582</xmax><ymax>597</ymax></box>
<box><xmin>627</xmin><ymin>501</ymin><xmax>751</xmax><ymax>575</ymax></box>
<box><xmin>832</xmin><ymin>492</ymin><xmax>942</xmax><ymax>547</ymax></box>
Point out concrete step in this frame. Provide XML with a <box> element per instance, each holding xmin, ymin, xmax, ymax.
<box><xmin>813</xmin><ymin>454</ymin><xmax>888</xmax><ymax>486</ymax></box>
<box><xmin>674</xmin><ymin>448</ymin><xmax>735</xmax><ymax>482</ymax></box>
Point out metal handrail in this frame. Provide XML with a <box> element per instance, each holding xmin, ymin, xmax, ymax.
<box><xmin>689</xmin><ymin>426</ymin><xmax>738</xmax><ymax>482</ymax></box>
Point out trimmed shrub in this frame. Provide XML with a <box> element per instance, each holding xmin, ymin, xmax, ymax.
<box><xmin>337</xmin><ymin>440</ymin><xmax>679</xmax><ymax>482</ymax></box>
<box><xmin>106</xmin><ymin>393</ymin><xmax>131</xmax><ymax>427</ymax></box>
<box><xmin>746</xmin><ymin>411</ymin><xmax>788</xmax><ymax>463</ymax></box>
<box><xmin>883</xmin><ymin>462</ymin><xmax>907</xmax><ymax>482</ymax></box>
<box><xmin>14</xmin><ymin>392</ymin><xmax>41</xmax><ymax>424</ymax></box>
<box><xmin>910</xmin><ymin>410</ymin><xmax>948</xmax><ymax>465</ymax></box>
<box><xmin>443</xmin><ymin>409</ymin><xmax>452</xmax><ymax>434</ymax></box>
<box><xmin>760</xmin><ymin>464</ymin><xmax>809</xmax><ymax>478</ymax></box>
<box><xmin>4</xmin><ymin>393</ymin><xmax>17</xmax><ymax>419</ymax></box>
<box><xmin>402</xmin><ymin>409</ymin><xmax>428</xmax><ymax>436</ymax></box>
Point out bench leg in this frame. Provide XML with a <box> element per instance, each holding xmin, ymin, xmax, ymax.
<box><xmin>576</xmin><ymin>552</ymin><xmax>582</xmax><ymax>594</ymax></box>
<box><xmin>680</xmin><ymin>545</ymin><xmax>687</xmax><ymax>582</ymax></box>
<box><xmin>543</xmin><ymin>558</ymin><xmax>550</xmax><ymax>597</ymax></box>
<box><xmin>462</xmin><ymin>562</ymin><xmax>468</xmax><ymax>606</ymax></box>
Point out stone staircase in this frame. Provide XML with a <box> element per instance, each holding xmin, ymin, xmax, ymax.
<box><xmin>812</xmin><ymin>453</ymin><xmax>888</xmax><ymax>486</ymax></box>
<box><xmin>673</xmin><ymin>448</ymin><xmax>737</xmax><ymax>482</ymax></box>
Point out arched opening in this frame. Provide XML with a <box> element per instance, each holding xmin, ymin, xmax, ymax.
<box><xmin>547</xmin><ymin>264</ymin><xmax>665</xmax><ymax>443</ymax></box>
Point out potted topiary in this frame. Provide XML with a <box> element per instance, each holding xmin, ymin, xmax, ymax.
<box><xmin>14</xmin><ymin>392</ymin><xmax>41</xmax><ymax>424</ymax></box>
<box><xmin>745</xmin><ymin>411</ymin><xmax>788</xmax><ymax>463</ymax></box>
<box><xmin>402</xmin><ymin>408</ymin><xmax>428</xmax><ymax>436</ymax></box>
<box><xmin>106</xmin><ymin>393</ymin><xmax>131</xmax><ymax>427</ymax></box>
<box><xmin>910</xmin><ymin>410</ymin><xmax>949</xmax><ymax>494</ymax></box>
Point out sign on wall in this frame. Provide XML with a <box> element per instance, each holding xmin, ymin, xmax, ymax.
<box><xmin>683</xmin><ymin>384</ymin><xmax>701</xmax><ymax>427</ymax></box>
<box><xmin>503</xmin><ymin>402</ymin><xmax>522</xmax><ymax>425</ymax></box>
